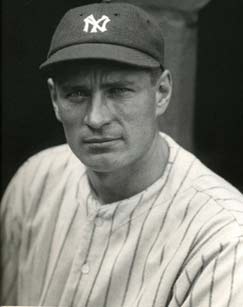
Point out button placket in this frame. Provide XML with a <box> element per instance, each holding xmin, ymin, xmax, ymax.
<box><xmin>87</xmin><ymin>196</ymin><xmax>99</xmax><ymax>221</ymax></box>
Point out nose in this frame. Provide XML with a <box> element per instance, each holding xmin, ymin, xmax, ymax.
<box><xmin>84</xmin><ymin>92</ymin><xmax>112</xmax><ymax>129</ymax></box>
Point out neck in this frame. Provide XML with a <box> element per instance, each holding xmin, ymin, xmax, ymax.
<box><xmin>87</xmin><ymin>134</ymin><xmax>169</xmax><ymax>204</ymax></box>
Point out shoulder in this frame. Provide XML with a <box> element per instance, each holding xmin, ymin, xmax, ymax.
<box><xmin>162</xmin><ymin>132</ymin><xmax>243</xmax><ymax>200</ymax></box>
<box><xmin>161</xmin><ymin>133</ymin><xmax>243</xmax><ymax>237</ymax></box>
<box><xmin>24</xmin><ymin>143</ymin><xmax>79</xmax><ymax>170</ymax></box>
<box><xmin>1</xmin><ymin>144</ymin><xmax>86</xmax><ymax>216</ymax></box>
<box><xmin>19</xmin><ymin>143</ymin><xmax>85</xmax><ymax>181</ymax></box>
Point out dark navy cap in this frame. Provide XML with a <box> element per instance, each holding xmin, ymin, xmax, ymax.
<box><xmin>40</xmin><ymin>3</ymin><xmax>164</xmax><ymax>72</ymax></box>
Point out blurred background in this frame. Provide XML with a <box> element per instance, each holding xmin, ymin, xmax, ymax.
<box><xmin>1</xmin><ymin>0</ymin><xmax>243</xmax><ymax>194</ymax></box>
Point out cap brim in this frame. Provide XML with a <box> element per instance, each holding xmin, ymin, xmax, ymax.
<box><xmin>39</xmin><ymin>43</ymin><xmax>160</xmax><ymax>73</ymax></box>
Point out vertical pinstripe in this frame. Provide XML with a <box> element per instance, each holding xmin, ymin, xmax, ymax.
<box><xmin>53</xmin><ymin>174</ymin><xmax>87</xmax><ymax>306</ymax></box>
<box><xmin>102</xmin><ymin>196</ymin><xmax>142</xmax><ymax>307</ymax></box>
<box><xmin>25</xmin><ymin>170</ymin><xmax>50</xmax><ymax>252</ymax></box>
<box><xmin>134</xmin><ymin>149</ymin><xmax>179</xmax><ymax>306</ymax></box>
<box><xmin>136</xmin><ymin>159</ymin><xmax>196</xmax><ymax>307</ymax></box>
<box><xmin>180</xmin><ymin>190</ymin><xmax>198</xmax><ymax>225</ymax></box>
<box><xmin>185</xmin><ymin>270</ymin><xmax>192</xmax><ymax>285</ymax></box>
<box><xmin>189</xmin><ymin>283</ymin><xmax>194</xmax><ymax>307</ymax></box>
<box><xmin>71</xmin><ymin>223</ymin><xmax>97</xmax><ymax>306</ymax></box>
<box><xmin>39</xmin><ymin>181</ymin><xmax>82</xmax><ymax>304</ymax></box>
<box><xmin>1</xmin><ymin>135</ymin><xmax>243</xmax><ymax>307</ymax></box>
<box><xmin>186</xmin><ymin>207</ymin><xmax>225</xmax><ymax>254</ymax></box>
<box><xmin>151</xmin><ymin>197</ymin><xmax>211</xmax><ymax>307</ymax></box>
<box><xmin>173</xmin><ymin>284</ymin><xmax>181</xmax><ymax>307</ymax></box>
<box><xmin>120</xmin><ymin>178</ymin><xmax>173</xmax><ymax>307</ymax></box>
<box><xmin>84</xmin><ymin>201</ymin><xmax>122</xmax><ymax>307</ymax></box>
<box><xmin>38</xmin><ymin>171</ymin><xmax>72</xmax><ymax>301</ymax></box>
<box><xmin>208</xmin><ymin>244</ymin><xmax>223</xmax><ymax>307</ymax></box>
<box><xmin>189</xmin><ymin>255</ymin><xmax>205</xmax><ymax>307</ymax></box>
<box><xmin>185</xmin><ymin>219</ymin><xmax>236</xmax><ymax>266</ymax></box>
<box><xmin>226</xmin><ymin>238</ymin><xmax>241</xmax><ymax>307</ymax></box>
<box><xmin>28</xmin><ymin>160</ymin><xmax>72</xmax><ymax>302</ymax></box>
<box><xmin>160</xmin><ymin>246</ymin><xmax>165</xmax><ymax>265</ymax></box>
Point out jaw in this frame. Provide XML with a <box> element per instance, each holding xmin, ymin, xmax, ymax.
<box><xmin>85</xmin><ymin>134</ymin><xmax>168</xmax><ymax>204</ymax></box>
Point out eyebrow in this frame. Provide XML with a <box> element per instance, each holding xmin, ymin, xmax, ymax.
<box><xmin>58</xmin><ymin>84</ymin><xmax>89</xmax><ymax>93</ymax></box>
<box><xmin>59</xmin><ymin>80</ymin><xmax>136</xmax><ymax>90</ymax></box>
<box><xmin>101</xmin><ymin>80</ymin><xmax>135</xmax><ymax>88</ymax></box>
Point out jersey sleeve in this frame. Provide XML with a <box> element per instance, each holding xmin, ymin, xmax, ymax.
<box><xmin>185</xmin><ymin>239</ymin><xmax>242</xmax><ymax>306</ymax></box>
<box><xmin>0</xmin><ymin>162</ymin><xmax>29</xmax><ymax>305</ymax></box>
<box><xmin>171</xmin><ymin>221</ymin><xmax>243</xmax><ymax>306</ymax></box>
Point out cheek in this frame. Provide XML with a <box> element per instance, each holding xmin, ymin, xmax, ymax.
<box><xmin>125</xmin><ymin>99</ymin><xmax>157</xmax><ymax>155</ymax></box>
<box><xmin>57</xmin><ymin>105</ymin><xmax>86</xmax><ymax>145</ymax></box>
<box><xmin>122</xmin><ymin>95</ymin><xmax>157</xmax><ymax>134</ymax></box>
<box><xmin>58</xmin><ymin>103</ymin><xmax>84</xmax><ymax>128</ymax></box>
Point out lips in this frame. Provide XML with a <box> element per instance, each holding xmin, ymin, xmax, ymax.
<box><xmin>83</xmin><ymin>137</ymin><xmax>121</xmax><ymax>144</ymax></box>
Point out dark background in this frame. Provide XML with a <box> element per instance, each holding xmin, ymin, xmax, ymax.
<box><xmin>1</xmin><ymin>0</ymin><xmax>243</xmax><ymax>194</ymax></box>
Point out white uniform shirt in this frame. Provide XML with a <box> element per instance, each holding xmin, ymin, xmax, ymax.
<box><xmin>1</xmin><ymin>134</ymin><xmax>243</xmax><ymax>307</ymax></box>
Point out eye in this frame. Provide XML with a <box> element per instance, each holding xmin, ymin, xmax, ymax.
<box><xmin>107</xmin><ymin>87</ymin><xmax>132</xmax><ymax>97</ymax></box>
<box><xmin>66</xmin><ymin>90</ymin><xmax>89</xmax><ymax>102</ymax></box>
<box><xmin>68</xmin><ymin>90</ymin><xmax>87</xmax><ymax>97</ymax></box>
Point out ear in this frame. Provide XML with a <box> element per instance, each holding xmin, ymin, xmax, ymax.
<box><xmin>155</xmin><ymin>69</ymin><xmax>172</xmax><ymax>117</ymax></box>
<box><xmin>47</xmin><ymin>78</ymin><xmax>62</xmax><ymax>122</ymax></box>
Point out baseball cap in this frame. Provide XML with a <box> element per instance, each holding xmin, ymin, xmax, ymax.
<box><xmin>39</xmin><ymin>2</ymin><xmax>164</xmax><ymax>73</ymax></box>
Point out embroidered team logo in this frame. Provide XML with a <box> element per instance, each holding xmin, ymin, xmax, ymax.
<box><xmin>83</xmin><ymin>14</ymin><xmax>111</xmax><ymax>33</ymax></box>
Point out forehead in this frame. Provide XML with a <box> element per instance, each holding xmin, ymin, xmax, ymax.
<box><xmin>52</xmin><ymin>60</ymin><xmax>151</xmax><ymax>85</ymax></box>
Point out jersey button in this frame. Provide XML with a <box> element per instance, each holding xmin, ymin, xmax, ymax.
<box><xmin>81</xmin><ymin>263</ymin><xmax>90</xmax><ymax>274</ymax></box>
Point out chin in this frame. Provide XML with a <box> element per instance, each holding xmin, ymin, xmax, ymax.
<box><xmin>86</xmin><ymin>161</ymin><xmax>122</xmax><ymax>173</ymax></box>
<box><xmin>78</xmin><ymin>154</ymin><xmax>123</xmax><ymax>173</ymax></box>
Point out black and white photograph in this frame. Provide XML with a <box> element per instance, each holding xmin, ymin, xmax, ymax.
<box><xmin>1</xmin><ymin>0</ymin><xmax>243</xmax><ymax>306</ymax></box>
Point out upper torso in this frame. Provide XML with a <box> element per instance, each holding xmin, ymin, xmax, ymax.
<box><xmin>1</xmin><ymin>134</ymin><xmax>243</xmax><ymax>307</ymax></box>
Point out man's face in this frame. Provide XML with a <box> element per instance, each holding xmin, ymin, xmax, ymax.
<box><xmin>49</xmin><ymin>61</ymin><xmax>168</xmax><ymax>173</ymax></box>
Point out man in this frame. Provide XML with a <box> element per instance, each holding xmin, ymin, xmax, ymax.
<box><xmin>1</xmin><ymin>2</ymin><xmax>243</xmax><ymax>307</ymax></box>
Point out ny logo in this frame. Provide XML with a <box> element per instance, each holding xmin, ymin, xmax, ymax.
<box><xmin>83</xmin><ymin>14</ymin><xmax>111</xmax><ymax>33</ymax></box>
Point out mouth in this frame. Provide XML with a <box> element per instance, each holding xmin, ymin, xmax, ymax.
<box><xmin>82</xmin><ymin>137</ymin><xmax>122</xmax><ymax>149</ymax></box>
<box><xmin>83</xmin><ymin>137</ymin><xmax>120</xmax><ymax>144</ymax></box>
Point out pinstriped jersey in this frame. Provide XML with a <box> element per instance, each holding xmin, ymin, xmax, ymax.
<box><xmin>1</xmin><ymin>133</ymin><xmax>243</xmax><ymax>307</ymax></box>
